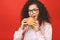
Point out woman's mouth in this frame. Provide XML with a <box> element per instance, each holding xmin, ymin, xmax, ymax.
<box><xmin>31</xmin><ymin>15</ymin><xmax>36</xmax><ymax>19</ymax></box>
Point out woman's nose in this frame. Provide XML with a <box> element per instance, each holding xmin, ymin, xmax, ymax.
<box><xmin>30</xmin><ymin>13</ymin><xmax>33</xmax><ymax>15</ymax></box>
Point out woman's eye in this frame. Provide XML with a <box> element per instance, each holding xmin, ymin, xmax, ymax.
<box><xmin>33</xmin><ymin>9</ymin><xmax>39</xmax><ymax>11</ymax></box>
<box><xmin>29</xmin><ymin>10</ymin><xmax>32</xmax><ymax>11</ymax></box>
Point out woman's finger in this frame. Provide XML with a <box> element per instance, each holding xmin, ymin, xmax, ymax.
<box><xmin>32</xmin><ymin>21</ymin><xmax>39</xmax><ymax>25</ymax></box>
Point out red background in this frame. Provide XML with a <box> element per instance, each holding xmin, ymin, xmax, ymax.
<box><xmin>0</xmin><ymin>0</ymin><xmax>60</xmax><ymax>40</ymax></box>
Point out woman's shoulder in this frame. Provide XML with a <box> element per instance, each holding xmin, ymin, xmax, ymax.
<box><xmin>41</xmin><ymin>21</ymin><xmax>52</xmax><ymax>30</ymax></box>
<box><xmin>44</xmin><ymin>22</ymin><xmax>52</xmax><ymax>26</ymax></box>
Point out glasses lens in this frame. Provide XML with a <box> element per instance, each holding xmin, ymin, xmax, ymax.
<box><xmin>28</xmin><ymin>9</ymin><xmax>39</xmax><ymax>13</ymax></box>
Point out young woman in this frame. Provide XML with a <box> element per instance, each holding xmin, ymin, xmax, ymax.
<box><xmin>14</xmin><ymin>0</ymin><xmax>52</xmax><ymax>40</ymax></box>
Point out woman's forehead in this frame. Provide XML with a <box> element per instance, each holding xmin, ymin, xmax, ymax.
<box><xmin>28</xmin><ymin>4</ymin><xmax>38</xmax><ymax>10</ymax></box>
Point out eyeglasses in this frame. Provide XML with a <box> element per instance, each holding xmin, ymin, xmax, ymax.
<box><xmin>28</xmin><ymin>9</ymin><xmax>39</xmax><ymax>14</ymax></box>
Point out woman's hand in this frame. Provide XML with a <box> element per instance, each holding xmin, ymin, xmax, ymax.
<box><xmin>20</xmin><ymin>18</ymin><xmax>28</xmax><ymax>33</ymax></box>
<box><xmin>32</xmin><ymin>20</ymin><xmax>40</xmax><ymax>31</ymax></box>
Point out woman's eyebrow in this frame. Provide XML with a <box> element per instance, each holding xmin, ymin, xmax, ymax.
<box><xmin>29</xmin><ymin>8</ymin><xmax>39</xmax><ymax>10</ymax></box>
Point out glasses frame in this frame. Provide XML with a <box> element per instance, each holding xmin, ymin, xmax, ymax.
<box><xmin>28</xmin><ymin>9</ymin><xmax>39</xmax><ymax>14</ymax></box>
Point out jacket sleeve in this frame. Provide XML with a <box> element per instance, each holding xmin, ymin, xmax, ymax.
<box><xmin>14</xmin><ymin>28</ymin><xmax>23</xmax><ymax>40</ymax></box>
<box><xmin>44</xmin><ymin>23</ymin><xmax>52</xmax><ymax>40</ymax></box>
<box><xmin>36</xmin><ymin>23</ymin><xmax>52</xmax><ymax>40</ymax></box>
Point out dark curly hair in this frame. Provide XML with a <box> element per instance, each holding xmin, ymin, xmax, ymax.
<box><xmin>21</xmin><ymin>0</ymin><xmax>50</xmax><ymax>25</ymax></box>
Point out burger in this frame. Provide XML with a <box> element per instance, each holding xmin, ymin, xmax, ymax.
<box><xmin>27</xmin><ymin>17</ymin><xmax>35</xmax><ymax>27</ymax></box>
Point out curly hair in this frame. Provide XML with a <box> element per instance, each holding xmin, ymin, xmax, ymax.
<box><xmin>21</xmin><ymin>0</ymin><xmax>50</xmax><ymax>25</ymax></box>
